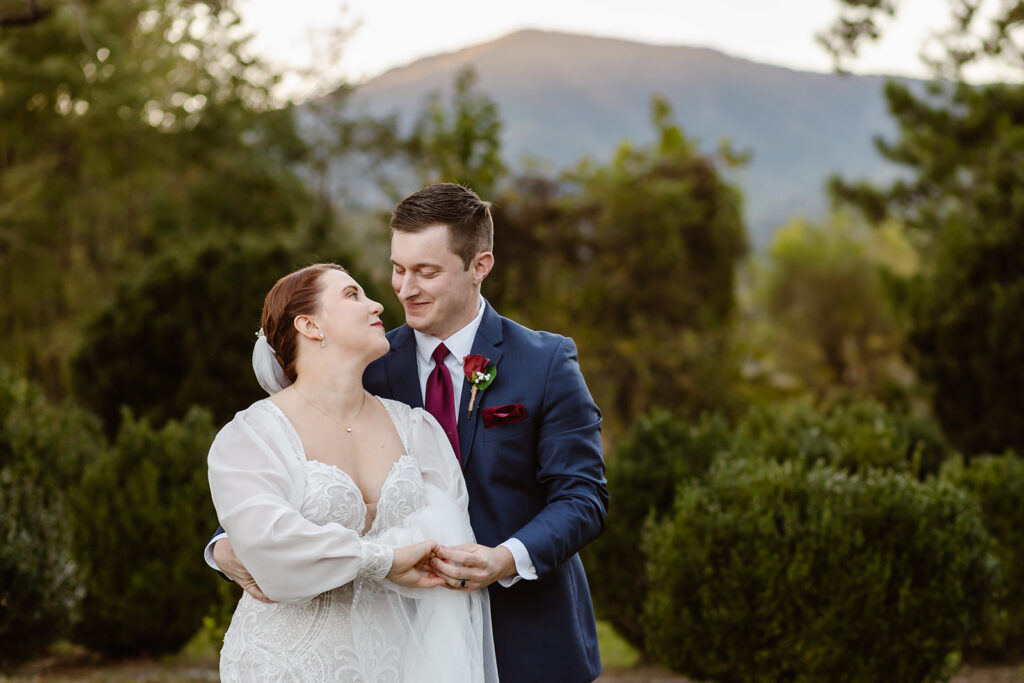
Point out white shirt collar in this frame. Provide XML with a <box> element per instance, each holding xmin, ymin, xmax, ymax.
<box><xmin>413</xmin><ymin>296</ymin><xmax>487</xmax><ymax>369</ymax></box>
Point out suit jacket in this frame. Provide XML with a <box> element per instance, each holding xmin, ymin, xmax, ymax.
<box><xmin>363</xmin><ymin>302</ymin><xmax>608</xmax><ymax>683</ymax></box>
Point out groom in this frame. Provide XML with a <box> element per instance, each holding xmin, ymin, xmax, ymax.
<box><xmin>212</xmin><ymin>183</ymin><xmax>607</xmax><ymax>682</ymax></box>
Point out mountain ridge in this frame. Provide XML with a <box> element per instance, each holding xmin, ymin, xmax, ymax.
<box><xmin>344</xmin><ymin>29</ymin><xmax>905</xmax><ymax>244</ymax></box>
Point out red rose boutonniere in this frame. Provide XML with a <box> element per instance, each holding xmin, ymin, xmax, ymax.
<box><xmin>463</xmin><ymin>354</ymin><xmax>497</xmax><ymax>416</ymax></box>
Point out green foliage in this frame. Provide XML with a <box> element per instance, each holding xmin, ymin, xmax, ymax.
<box><xmin>586</xmin><ymin>400</ymin><xmax>953</xmax><ymax>659</ymax></box>
<box><xmin>71</xmin><ymin>238</ymin><xmax>397</xmax><ymax>434</ymax></box>
<box><xmin>905</xmin><ymin>211</ymin><xmax>1024</xmax><ymax>455</ymax></box>
<box><xmin>405</xmin><ymin>67</ymin><xmax>505</xmax><ymax>198</ymax></box>
<box><xmin>0</xmin><ymin>368</ymin><xmax>104</xmax><ymax>666</ymax></box>
<box><xmin>584</xmin><ymin>410</ymin><xmax>732</xmax><ymax>651</ymax></box>
<box><xmin>942</xmin><ymin>453</ymin><xmax>1024</xmax><ymax>658</ymax></box>
<box><xmin>820</xmin><ymin>0</ymin><xmax>1024</xmax><ymax>79</ymax></box>
<box><xmin>0</xmin><ymin>0</ymin><xmax>318</xmax><ymax>392</ymax></box>
<box><xmin>831</xmin><ymin>79</ymin><xmax>1024</xmax><ymax>456</ymax></box>
<box><xmin>72</xmin><ymin>407</ymin><xmax>220</xmax><ymax>656</ymax></box>
<box><xmin>747</xmin><ymin>217</ymin><xmax>914</xmax><ymax>401</ymax></box>
<box><xmin>492</xmin><ymin>97</ymin><xmax>747</xmax><ymax>431</ymax></box>
<box><xmin>644</xmin><ymin>457</ymin><xmax>997</xmax><ymax>682</ymax></box>
<box><xmin>731</xmin><ymin>399</ymin><xmax>952</xmax><ymax>479</ymax></box>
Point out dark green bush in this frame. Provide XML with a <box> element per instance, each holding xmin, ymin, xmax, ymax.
<box><xmin>72</xmin><ymin>407</ymin><xmax>221</xmax><ymax>656</ymax></box>
<box><xmin>71</xmin><ymin>238</ymin><xmax>398</xmax><ymax>435</ymax></box>
<box><xmin>584</xmin><ymin>410</ymin><xmax>732</xmax><ymax>651</ymax></box>
<box><xmin>731</xmin><ymin>399</ymin><xmax>951</xmax><ymax>478</ymax></box>
<box><xmin>0</xmin><ymin>369</ymin><xmax>103</xmax><ymax>667</ymax></box>
<box><xmin>942</xmin><ymin>452</ymin><xmax>1024</xmax><ymax>658</ymax></box>
<box><xmin>644</xmin><ymin>457</ymin><xmax>997</xmax><ymax>683</ymax></box>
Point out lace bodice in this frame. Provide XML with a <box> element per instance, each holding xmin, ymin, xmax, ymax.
<box><xmin>211</xmin><ymin>397</ymin><xmax>493</xmax><ymax>682</ymax></box>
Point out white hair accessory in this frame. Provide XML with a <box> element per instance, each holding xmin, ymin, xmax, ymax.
<box><xmin>252</xmin><ymin>328</ymin><xmax>293</xmax><ymax>395</ymax></box>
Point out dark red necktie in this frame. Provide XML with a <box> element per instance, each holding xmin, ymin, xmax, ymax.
<box><xmin>425</xmin><ymin>342</ymin><xmax>461</xmax><ymax>463</ymax></box>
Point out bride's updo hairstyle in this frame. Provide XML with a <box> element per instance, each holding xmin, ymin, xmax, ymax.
<box><xmin>261</xmin><ymin>263</ymin><xmax>346</xmax><ymax>382</ymax></box>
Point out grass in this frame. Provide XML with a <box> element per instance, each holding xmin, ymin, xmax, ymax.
<box><xmin>598</xmin><ymin>618</ymin><xmax>642</xmax><ymax>670</ymax></box>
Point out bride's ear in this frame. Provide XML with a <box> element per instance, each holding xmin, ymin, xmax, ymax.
<box><xmin>293</xmin><ymin>314</ymin><xmax>322</xmax><ymax>342</ymax></box>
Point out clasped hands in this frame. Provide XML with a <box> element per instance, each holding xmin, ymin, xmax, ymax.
<box><xmin>213</xmin><ymin>539</ymin><xmax>515</xmax><ymax>603</ymax></box>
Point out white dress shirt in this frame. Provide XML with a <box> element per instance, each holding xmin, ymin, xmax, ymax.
<box><xmin>413</xmin><ymin>296</ymin><xmax>537</xmax><ymax>586</ymax></box>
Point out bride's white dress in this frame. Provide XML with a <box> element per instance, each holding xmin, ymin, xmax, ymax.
<box><xmin>208</xmin><ymin>397</ymin><xmax>497</xmax><ymax>682</ymax></box>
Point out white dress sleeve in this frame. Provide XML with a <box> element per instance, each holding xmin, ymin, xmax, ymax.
<box><xmin>207</xmin><ymin>403</ymin><xmax>392</xmax><ymax>604</ymax></box>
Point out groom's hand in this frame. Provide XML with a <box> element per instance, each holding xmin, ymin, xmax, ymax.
<box><xmin>213</xmin><ymin>538</ymin><xmax>273</xmax><ymax>603</ymax></box>
<box><xmin>431</xmin><ymin>543</ymin><xmax>515</xmax><ymax>591</ymax></box>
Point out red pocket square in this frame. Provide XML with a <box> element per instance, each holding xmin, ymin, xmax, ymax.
<box><xmin>482</xmin><ymin>403</ymin><xmax>526</xmax><ymax>428</ymax></box>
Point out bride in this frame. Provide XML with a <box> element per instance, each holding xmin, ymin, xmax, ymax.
<box><xmin>207</xmin><ymin>263</ymin><xmax>497</xmax><ymax>682</ymax></box>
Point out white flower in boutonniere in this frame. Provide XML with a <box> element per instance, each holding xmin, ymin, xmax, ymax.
<box><xmin>462</xmin><ymin>354</ymin><xmax>497</xmax><ymax>417</ymax></box>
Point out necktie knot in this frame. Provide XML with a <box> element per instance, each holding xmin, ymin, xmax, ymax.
<box><xmin>432</xmin><ymin>342</ymin><xmax>450</xmax><ymax>365</ymax></box>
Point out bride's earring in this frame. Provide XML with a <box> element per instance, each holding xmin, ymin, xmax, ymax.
<box><xmin>320</xmin><ymin>332</ymin><xmax>327</xmax><ymax>349</ymax></box>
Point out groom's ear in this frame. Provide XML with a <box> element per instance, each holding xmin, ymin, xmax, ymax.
<box><xmin>471</xmin><ymin>251</ymin><xmax>494</xmax><ymax>285</ymax></box>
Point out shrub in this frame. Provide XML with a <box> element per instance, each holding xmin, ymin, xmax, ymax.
<box><xmin>0</xmin><ymin>369</ymin><xmax>103</xmax><ymax>667</ymax></box>
<box><xmin>644</xmin><ymin>457</ymin><xmax>997</xmax><ymax>682</ymax></box>
<box><xmin>942</xmin><ymin>452</ymin><xmax>1024</xmax><ymax>658</ymax></box>
<box><xmin>71</xmin><ymin>238</ymin><xmax>398</xmax><ymax>435</ymax></box>
<box><xmin>584</xmin><ymin>410</ymin><xmax>732</xmax><ymax>651</ymax></box>
<box><xmin>730</xmin><ymin>399</ymin><xmax>951</xmax><ymax>478</ymax></box>
<box><xmin>72</xmin><ymin>407</ymin><xmax>221</xmax><ymax>656</ymax></box>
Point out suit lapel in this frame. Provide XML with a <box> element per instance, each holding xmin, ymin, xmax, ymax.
<box><xmin>457</xmin><ymin>303</ymin><xmax>504</xmax><ymax>470</ymax></box>
<box><xmin>383</xmin><ymin>326</ymin><xmax>423</xmax><ymax>409</ymax></box>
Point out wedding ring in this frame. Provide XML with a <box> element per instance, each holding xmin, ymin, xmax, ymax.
<box><xmin>460</xmin><ymin>579</ymin><xmax>466</xmax><ymax>589</ymax></box>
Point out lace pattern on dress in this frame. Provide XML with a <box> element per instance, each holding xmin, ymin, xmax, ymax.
<box><xmin>221</xmin><ymin>397</ymin><xmax>443</xmax><ymax>683</ymax></box>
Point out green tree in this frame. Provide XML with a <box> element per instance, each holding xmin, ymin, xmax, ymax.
<box><xmin>747</xmin><ymin>217</ymin><xmax>914</xmax><ymax>402</ymax></box>
<box><xmin>821</xmin><ymin>2</ymin><xmax>1024</xmax><ymax>454</ymax></box>
<box><xmin>546</xmin><ymin>97</ymin><xmax>748</xmax><ymax>427</ymax></box>
<box><xmin>404</xmin><ymin>67</ymin><xmax>505</xmax><ymax>198</ymax></box>
<box><xmin>71</xmin><ymin>237</ymin><xmax>398</xmax><ymax>435</ymax></box>
<box><xmin>0</xmin><ymin>0</ymin><xmax>317</xmax><ymax>393</ymax></box>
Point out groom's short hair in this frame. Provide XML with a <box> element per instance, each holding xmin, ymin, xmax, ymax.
<box><xmin>391</xmin><ymin>183</ymin><xmax>494</xmax><ymax>270</ymax></box>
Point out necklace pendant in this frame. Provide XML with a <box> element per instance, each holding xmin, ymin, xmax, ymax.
<box><xmin>346</xmin><ymin>426</ymin><xmax>352</xmax><ymax>433</ymax></box>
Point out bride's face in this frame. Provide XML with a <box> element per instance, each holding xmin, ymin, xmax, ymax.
<box><xmin>303</xmin><ymin>270</ymin><xmax>389</xmax><ymax>363</ymax></box>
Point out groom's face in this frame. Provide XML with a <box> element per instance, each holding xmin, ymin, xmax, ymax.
<box><xmin>390</xmin><ymin>224</ymin><xmax>480</xmax><ymax>339</ymax></box>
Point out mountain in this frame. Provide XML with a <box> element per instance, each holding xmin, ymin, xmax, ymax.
<box><xmin>346</xmin><ymin>29</ymin><xmax>906</xmax><ymax>246</ymax></box>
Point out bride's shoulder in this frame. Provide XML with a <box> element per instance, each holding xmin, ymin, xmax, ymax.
<box><xmin>213</xmin><ymin>399</ymin><xmax>294</xmax><ymax>446</ymax></box>
<box><xmin>374</xmin><ymin>396</ymin><xmax>414</xmax><ymax>419</ymax></box>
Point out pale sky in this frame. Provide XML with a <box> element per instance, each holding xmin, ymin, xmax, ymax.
<box><xmin>235</xmin><ymin>0</ymin><xmax>982</xmax><ymax>101</ymax></box>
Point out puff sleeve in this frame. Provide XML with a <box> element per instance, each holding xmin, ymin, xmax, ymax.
<box><xmin>207</xmin><ymin>404</ymin><xmax>393</xmax><ymax>604</ymax></box>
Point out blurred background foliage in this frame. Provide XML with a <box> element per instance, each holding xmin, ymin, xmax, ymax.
<box><xmin>2</xmin><ymin>0</ymin><xmax>1024</xmax><ymax>679</ymax></box>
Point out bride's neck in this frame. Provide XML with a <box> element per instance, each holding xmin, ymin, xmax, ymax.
<box><xmin>290</xmin><ymin>357</ymin><xmax>367</xmax><ymax>412</ymax></box>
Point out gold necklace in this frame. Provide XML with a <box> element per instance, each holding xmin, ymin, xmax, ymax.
<box><xmin>297</xmin><ymin>390</ymin><xmax>368</xmax><ymax>433</ymax></box>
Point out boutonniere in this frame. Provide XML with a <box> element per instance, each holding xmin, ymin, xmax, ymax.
<box><xmin>463</xmin><ymin>354</ymin><xmax>497</xmax><ymax>417</ymax></box>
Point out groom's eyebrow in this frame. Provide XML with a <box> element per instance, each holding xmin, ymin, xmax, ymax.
<box><xmin>390</xmin><ymin>258</ymin><xmax>442</xmax><ymax>270</ymax></box>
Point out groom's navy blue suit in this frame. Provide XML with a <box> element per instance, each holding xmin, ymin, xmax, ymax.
<box><xmin>363</xmin><ymin>302</ymin><xmax>608</xmax><ymax>683</ymax></box>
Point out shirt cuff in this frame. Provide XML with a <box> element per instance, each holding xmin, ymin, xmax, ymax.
<box><xmin>497</xmin><ymin>538</ymin><xmax>538</xmax><ymax>587</ymax></box>
<box><xmin>205</xmin><ymin>531</ymin><xmax>228</xmax><ymax>572</ymax></box>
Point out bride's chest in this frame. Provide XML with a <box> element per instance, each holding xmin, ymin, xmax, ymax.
<box><xmin>299</xmin><ymin>454</ymin><xmax>426</xmax><ymax>535</ymax></box>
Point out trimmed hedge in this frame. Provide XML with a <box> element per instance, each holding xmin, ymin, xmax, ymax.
<box><xmin>644</xmin><ymin>457</ymin><xmax>997</xmax><ymax>683</ymax></box>
<box><xmin>584</xmin><ymin>410</ymin><xmax>731</xmax><ymax>650</ymax></box>
<box><xmin>72</xmin><ymin>407</ymin><xmax>221</xmax><ymax>656</ymax></box>
<box><xmin>942</xmin><ymin>452</ymin><xmax>1024</xmax><ymax>658</ymax></box>
<box><xmin>590</xmin><ymin>400</ymin><xmax>953</xmax><ymax>655</ymax></box>
<box><xmin>730</xmin><ymin>400</ymin><xmax>951</xmax><ymax>478</ymax></box>
<box><xmin>0</xmin><ymin>369</ymin><xmax>103</xmax><ymax>667</ymax></box>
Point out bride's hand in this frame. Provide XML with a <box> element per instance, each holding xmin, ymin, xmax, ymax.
<box><xmin>386</xmin><ymin>540</ymin><xmax>446</xmax><ymax>589</ymax></box>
